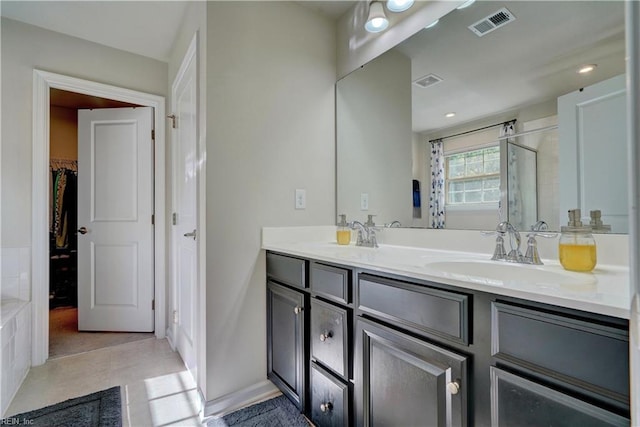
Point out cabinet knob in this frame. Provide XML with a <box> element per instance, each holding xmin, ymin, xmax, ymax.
<box><xmin>319</xmin><ymin>331</ymin><xmax>332</xmax><ymax>342</ymax></box>
<box><xmin>320</xmin><ymin>402</ymin><xmax>333</xmax><ymax>413</ymax></box>
<box><xmin>293</xmin><ymin>306</ymin><xmax>302</xmax><ymax>314</ymax></box>
<box><xmin>447</xmin><ymin>380</ymin><xmax>461</xmax><ymax>395</ymax></box>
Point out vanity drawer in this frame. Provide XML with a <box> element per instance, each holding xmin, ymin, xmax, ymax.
<box><xmin>491</xmin><ymin>302</ymin><xmax>629</xmax><ymax>402</ymax></box>
<box><xmin>311</xmin><ymin>298</ymin><xmax>349</xmax><ymax>378</ymax></box>
<box><xmin>310</xmin><ymin>362</ymin><xmax>350</xmax><ymax>427</ymax></box>
<box><xmin>357</xmin><ymin>275</ymin><xmax>469</xmax><ymax>345</ymax></box>
<box><xmin>266</xmin><ymin>252</ymin><xmax>307</xmax><ymax>289</ymax></box>
<box><xmin>311</xmin><ymin>262</ymin><xmax>351</xmax><ymax>304</ymax></box>
<box><xmin>491</xmin><ymin>367</ymin><xmax>628</xmax><ymax>426</ymax></box>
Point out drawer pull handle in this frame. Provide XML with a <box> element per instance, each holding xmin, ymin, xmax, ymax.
<box><xmin>293</xmin><ymin>306</ymin><xmax>302</xmax><ymax>314</ymax></box>
<box><xmin>320</xmin><ymin>402</ymin><xmax>333</xmax><ymax>413</ymax></box>
<box><xmin>319</xmin><ymin>331</ymin><xmax>332</xmax><ymax>342</ymax></box>
<box><xmin>447</xmin><ymin>380</ymin><xmax>460</xmax><ymax>395</ymax></box>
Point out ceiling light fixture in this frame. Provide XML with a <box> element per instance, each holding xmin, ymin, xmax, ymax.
<box><xmin>387</xmin><ymin>0</ymin><xmax>415</xmax><ymax>13</ymax></box>
<box><xmin>456</xmin><ymin>0</ymin><xmax>476</xmax><ymax>9</ymax></box>
<box><xmin>365</xmin><ymin>1</ymin><xmax>389</xmax><ymax>33</ymax></box>
<box><xmin>445</xmin><ymin>112</ymin><xmax>456</xmax><ymax>118</ymax></box>
<box><xmin>425</xmin><ymin>19</ymin><xmax>439</xmax><ymax>29</ymax></box>
<box><xmin>577</xmin><ymin>64</ymin><xmax>597</xmax><ymax>74</ymax></box>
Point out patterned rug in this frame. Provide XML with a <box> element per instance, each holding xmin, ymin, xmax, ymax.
<box><xmin>3</xmin><ymin>386</ymin><xmax>121</xmax><ymax>427</ymax></box>
<box><xmin>208</xmin><ymin>395</ymin><xmax>310</xmax><ymax>427</ymax></box>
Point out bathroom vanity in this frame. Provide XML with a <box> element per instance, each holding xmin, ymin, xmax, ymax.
<box><xmin>264</xmin><ymin>234</ymin><xmax>630</xmax><ymax>426</ymax></box>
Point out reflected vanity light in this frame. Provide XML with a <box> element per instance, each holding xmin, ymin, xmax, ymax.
<box><xmin>456</xmin><ymin>0</ymin><xmax>476</xmax><ymax>9</ymax></box>
<box><xmin>425</xmin><ymin>19</ymin><xmax>439</xmax><ymax>29</ymax></box>
<box><xmin>365</xmin><ymin>1</ymin><xmax>389</xmax><ymax>33</ymax></box>
<box><xmin>577</xmin><ymin>64</ymin><xmax>597</xmax><ymax>74</ymax></box>
<box><xmin>445</xmin><ymin>112</ymin><xmax>456</xmax><ymax>118</ymax></box>
<box><xmin>387</xmin><ymin>0</ymin><xmax>414</xmax><ymax>13</ymax></box>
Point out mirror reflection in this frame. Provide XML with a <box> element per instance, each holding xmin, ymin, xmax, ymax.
<box><xmin>336</xmin><ymin>1</ymin><xmax>627</xmax><ymax>233</ymax></box>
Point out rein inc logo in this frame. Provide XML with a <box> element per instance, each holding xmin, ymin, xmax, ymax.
<box><xmin>0</xmin><ymin>418</ymin><xmax>34</xmax><ymax>425</ymax></box>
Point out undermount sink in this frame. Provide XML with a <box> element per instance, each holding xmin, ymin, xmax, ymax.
<box><xmin>424</xmin><ymin>260</ymin><xmax>597</xmax><ymax>287</ymax></box>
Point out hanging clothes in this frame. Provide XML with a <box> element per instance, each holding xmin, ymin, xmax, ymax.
<box><xmin>50</xmin><ymin>160</ymin><xmax>77</xmax><ymax>249</ymax></box>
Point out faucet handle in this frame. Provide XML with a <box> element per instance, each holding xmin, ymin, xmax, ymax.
<box><xmin>481</xmin><ymin>228</ymin><xmax>507</xmax><ymax>260</ymax></box>
<box><xmin>527</xmin><ymin>221</ymin><xmax>557</xmax><ymax>239</ymax></box>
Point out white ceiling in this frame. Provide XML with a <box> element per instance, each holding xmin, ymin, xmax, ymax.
<box><xmin>390</xmin><ymin>1</ymin><xmax>626</xmax><ymax>134</ymax></box>
<box><xmin>0</xmin><ymin>1</ymin><xmax>358</xmax><ymax>62</ymax></box>
<box><xmin>0</xmin><ymin>1</ymin><xmax>189</xmax><ymax>62</ymax></box>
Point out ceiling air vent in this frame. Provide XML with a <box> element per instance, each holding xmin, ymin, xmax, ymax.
<box><xmin>413</xmin><ymin>73</ymin><xmax>443</xmax><ymax>89</ymax></box>
<box><xmin>468</xmin><ymin>7</ymin><xmax>516</xmax><ymax>37</ymax></box>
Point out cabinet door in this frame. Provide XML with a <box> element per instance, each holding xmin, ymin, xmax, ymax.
<box><xmin>491</xmin><ymin>367</ymin><xmax>629</xmax><ymax>427</ymax></box>
<box><xmin>267</xmin><ymin>280</ymin><xmax>306</xmax><ymax>410</ymax></box>
<box><xmin>355</xmin><ymin>318</ymin><xmax>467</xmax><ymax>427</ymax></box>
<box><xmin>311</xmin><ymin>362</ymin><xmax>350</xmax><ymax>427</ymax></box>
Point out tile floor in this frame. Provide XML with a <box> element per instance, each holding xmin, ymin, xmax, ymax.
<box><xmin>6</xmin><ymin>338</ymin><xmax>203</xmax><ymax>426</ymax></box>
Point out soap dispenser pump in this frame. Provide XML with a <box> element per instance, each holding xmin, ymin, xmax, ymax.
<box><xmin>337</xmin><ymin>214</ymin><xmax>351</xmax><ymax>245</ymax></box>
<box><xmin>559</xmin><ymin>209</ymin><xmax>597</xmax><ymax>272</ymax></box>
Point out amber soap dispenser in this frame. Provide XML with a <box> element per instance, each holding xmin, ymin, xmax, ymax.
<box><xmin>559</xmin><ymin>209</ymin><xmax>597</xmax><ymax>272</ymax></box>
<box><xmin>337</xmin><ymin>214</ymin><xmax>351</xmax><ymax>245</ymax></box>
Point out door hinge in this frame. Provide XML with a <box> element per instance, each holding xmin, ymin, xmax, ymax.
<box><xmin>151</xmin><ymin>129</ymin><xmax>155</xmax><ymax>140</ymax></box>
<box><xmin>172</xmin><ymin>212</ymin><xmax>177</xmax><ymax>225</ymax></box>
<box><xmin>151</xmin><ymin>214</ymin><xmax>155</xmax><ymax>225</ymax></box>
<box><xmin>173</xmin><ymin>310</ymin><xmax>178</xmax><ymax>324</ymax></box>
<box><xmin>152</xmin><ymin>299</ymin><xmax>155</xmax><ymax>310</ymax></box>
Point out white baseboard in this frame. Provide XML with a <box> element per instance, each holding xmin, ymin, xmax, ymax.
<box><xmin>202</xmin><ymin>380</ymin><xmax>281</xmax><ymax>419</ymax></box>
<box><xmin>165</xmin><ymin>326</ymin><xmax>176</xmax><ymax>351</ymax></box>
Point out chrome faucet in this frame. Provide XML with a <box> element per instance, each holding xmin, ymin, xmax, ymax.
<box><xmin>350</xmin><ymin>219</ymin><xmax>379</xmax><ymax>248</ymax></box>
<box><xmin>483</xmin><ymin>220</ymin><xmax>557</xmax><ymax>264</ymax></box>
<box><xmin>384</xmin><ymin>220</ymin><xmax>402</xmax><ymax>227</ymax></box>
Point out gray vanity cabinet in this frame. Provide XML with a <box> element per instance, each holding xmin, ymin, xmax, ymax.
<box><xmin>354</xmin><ymin>275</ymin><xmax>469</xmax><ymax>427</ymax></box>
<box><xmin>309</xmin><ymin>261</ymin><xmax>353</xmax><ymax>427</ymax></box>
<box><xmin>491</xmin><ymin>301</ymin><xmax>630</xmax><ymax>425</ymax></box>
<box><xmin>266</xmin><ymin>253</ymin><xmax>309</xmax><ymax>411</ymax></box>
<box><xmin>355</xmin><ymin>317</ymin><xmax>468</xmax><ymax>427</ymax></box>
<box><xmin>265</xmin><ymin>251</ymin><xmax>630</xmax><ymax>425</ymax></box>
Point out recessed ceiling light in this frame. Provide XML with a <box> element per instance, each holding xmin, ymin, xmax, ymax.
<box><xmin>577</xmin><ymin>64</ymin><xmax>597</xmax><ymax>74</ymax></box>
<box><xmin>457</xmin><ymin>0</ymin><xmax>476</xmax><ymax>10</ymax></box>
<box><xmin>445</xmin><ymin>112</ymin><xmax>456</xmax><ymax>118</ymax></box>
<box><xmin>425</xmin><ymin>19</ymin><xmax>439</xmax><ymax>29</ymax></box>
<box><xmin>387</xmin><ymin>0</ymin><xmax>415</xmax><ymax>13</ymax></box>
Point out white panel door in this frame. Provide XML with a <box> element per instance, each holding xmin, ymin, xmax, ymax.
<box><xmin>172</xmin><ymin>42</ymin><xmax>198</xmax><ymax>376</ymax></box>
<box><xmin>558</xmin><ymin>74</ymin><xmax>628</xmax><ymax>232</ymax></box>
<box><xmin>77</xmin><ymin>107</ymin><xmax>155</xmax><ymax>332</ymax></box>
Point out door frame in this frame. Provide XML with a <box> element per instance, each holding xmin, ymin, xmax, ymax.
<box><xmin>32</xmin><ymin>69</ymin><xmax>167</xmax><ymax>365</ymax></box>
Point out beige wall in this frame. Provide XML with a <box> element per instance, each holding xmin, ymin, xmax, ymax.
<box><xmin>204</xmin><ymin>1</ymin><xmax>336</xmax><ymax>401</ymax></box>
<box><xmin>1</xmin><ymin>17</ymin><xmax>168</xmax><ymax>249</ymax></box>
<box><xmin>337</xmin><ymin>49</ymin><xmax>413</xmax><ymax>226</ymax></box>
<box><xmin>50</xmin><ymin>106</ymin><xmax>77</xmax><ymax>160</ymax></box>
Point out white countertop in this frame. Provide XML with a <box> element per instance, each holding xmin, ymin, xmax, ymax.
<box><xmin>263</xmin><ymin>236</ymin><xmax>631</xmax><ymax>319</ymax></box>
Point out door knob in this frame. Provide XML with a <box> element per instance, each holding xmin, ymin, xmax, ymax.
<box><xmin>447</xmin><ymin>380</ymin><xmax>461</xmax><ymax>395</ymax></box>
<box><xmin>293</xmin><ymin>306</ymin><xmax>302</xmax><ymax>314</ymax></box>
<box><xmin>77</xmin><ymin>227</ymin><xmax>88</xmax><ymax>235</ymax></box>
<box><xmin>183</xmin><ymin>229</ymin><xmax>197</xmax><ymax>240</ymax></box>
<box><xmin>319</xmin><ymin>331</ymin><xmax>332</xmax><ymax>342</ymax></box>
<box><xmin>320</xmin><ymin>402</ymin><xmax>333</xmax><ymax>413</ymax></box>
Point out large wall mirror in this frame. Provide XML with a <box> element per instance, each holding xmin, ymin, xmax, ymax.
<box><xmin>337</xmin><ymin>1</ymin><xmax>627</xmax><ymax>233</ymax></box>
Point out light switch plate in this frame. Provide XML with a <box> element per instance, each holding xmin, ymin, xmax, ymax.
<box><xmin>295</xmin><ymin>189</ymin><xmax>306</xmax><ymax>209</ymax></box>
<box><xmin>361</xmin><ymin>193</ymin><xmax>369</xmax><ymax>210</ymax></box>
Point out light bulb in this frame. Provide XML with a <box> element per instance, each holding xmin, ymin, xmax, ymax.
<box><xmin>387</xmin><ymin>0</ymin><xmax>414</xmax><ymax>13</ymax></box>
<box><xmin>365</xmin><ymin>2</ymin><xmax>389</xmax><ymax>33</ymax></box>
